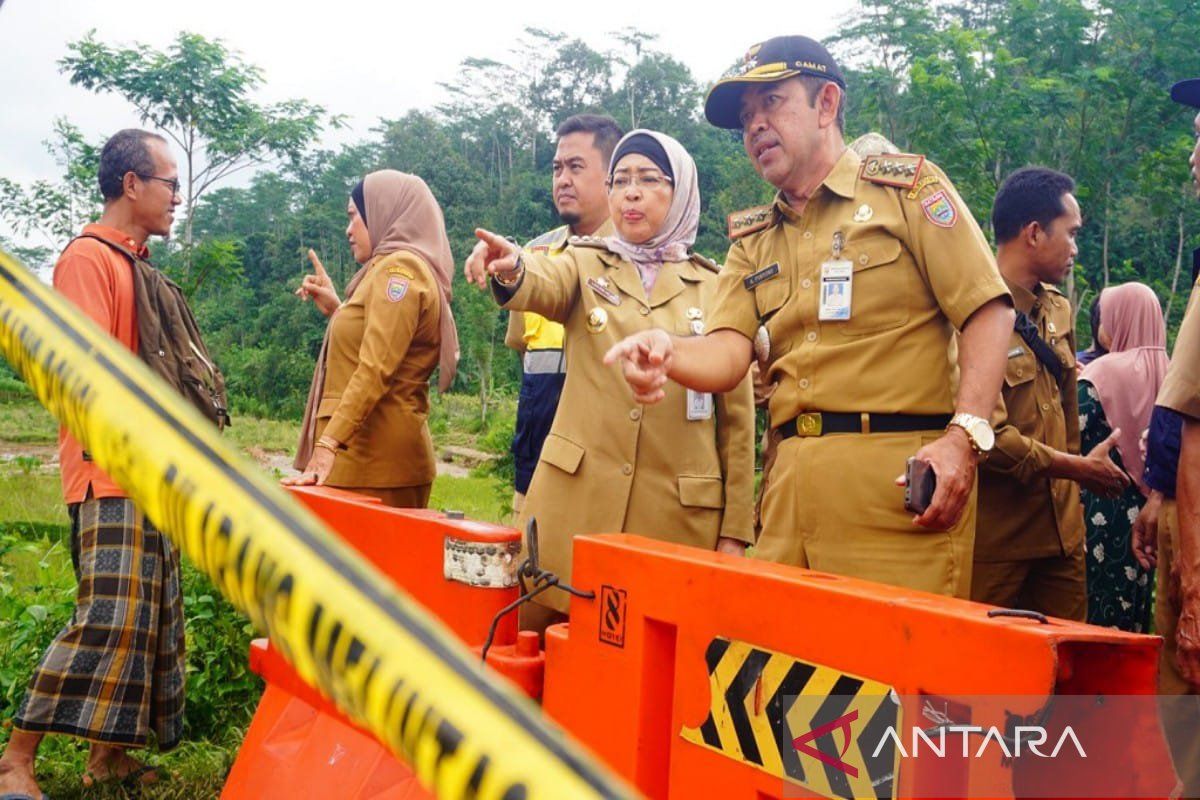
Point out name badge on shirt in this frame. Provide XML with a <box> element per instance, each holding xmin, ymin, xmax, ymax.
<box><xmin>818</xmin><ymin>259</ymin><xmax>853</xmax><ymax>321</ymax></box>
<box><xmin>743</xmin><ymin>262</ymin><xmax>780</xmax><ymax>290</ymax></box>
<box><xmin>587</xmin><ymin>276</ymin><xmax>620</xmax><ymax>305</ymax></box>
<box><xmin>687</xmin><ymin>389</ymin><xmax>714</xmax><ymax>421</ymax></box>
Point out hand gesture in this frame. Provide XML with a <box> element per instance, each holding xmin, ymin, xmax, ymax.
<box><xmin>295</xmin><ymin>249</ymin><xmax>340</xmax><ymax>317</ymax></box>
<box><xmin>603</xmin><ymin>329</ymin><xmax>675</xmax><ymax>404</ymax></box>
<box><xmin>1079</xmin><ymin>429</ymin><xmax>1132</xmax><ymax>497</ymax></box>
<box><xmin>895</xmin><ymin>427</ymin><xmax>976</xmax><ymax>530</ymax></box>
<box><xmin>465</xmin><ymin>229</ymin><xmax>521</xmax><ymax>288</ymax></box>
<box><xmin>1131</xmin><ymin>490</ymin><xmax>1162</xmax><ymax>570</ymax></box>
<box><xmin>281</xmin><ymin>446</ymin><xmax>335</xmax><ymax>487</ymax></box>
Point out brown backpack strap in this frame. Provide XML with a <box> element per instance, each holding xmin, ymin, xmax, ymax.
<box><xmin>70</xmin><ymin>232</ymin><xmax>146</xmax><ymax>266</ymax></box>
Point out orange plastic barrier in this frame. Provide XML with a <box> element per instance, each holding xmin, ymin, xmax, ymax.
<box><xmin>542</xmin><ymin>534</ymin><xmax>1175</xmax><ymax>800</ymax></box>
<box><xmin>223</xmin><ymin>487</ymin><xmax>1175</xmax><ymax>800</ymax></box>
<box><xmin>223</xmin><ymin>487</ymin><xmax>536</xmax><ymax>800</ymax></box>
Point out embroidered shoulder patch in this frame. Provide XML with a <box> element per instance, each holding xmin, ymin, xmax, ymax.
<box><xmin>920</xmin><ymin>190</ymin><xmax>958</xmax><ymax>228</ymax></box>
<box><xmin>860</xmin><ymin>153</ymin><xmax>925</xmax><ymax>190</ymax></box>
<box><xmin>568</xmin><ymin>235</ymin><xmax>612</xmax><ymax>251</ymax></box>
<box><xmin>727</xmin><ymin>205</ymin><xmax>774</xmax><ymax>240</ymax></box>
<box><xmin>386</xmin><ymin>276</ymin><xmax>409</xmax><ymax>302</ymax></box>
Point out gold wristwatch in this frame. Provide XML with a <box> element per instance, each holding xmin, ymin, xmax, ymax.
<box><xmin>948</xmin><ymin>412</ymin><xmax>995</xmax><ymax>455</ymax></box>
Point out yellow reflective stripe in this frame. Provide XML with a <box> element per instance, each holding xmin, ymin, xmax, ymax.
<box><xmin>0</xmin><ymin>249</ymin><xmax>632</xmax><ymax>800</ymax></box>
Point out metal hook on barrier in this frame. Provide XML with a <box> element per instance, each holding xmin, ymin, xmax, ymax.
<box><xmin>987</xmin><ymin>608</ymin><xmax>1049</xmax><ymax>624</ymax></box>
<box><xmin>480</xmin><ymin>517</ymin><xmax>595</xmax><ymax>662</ymax></box>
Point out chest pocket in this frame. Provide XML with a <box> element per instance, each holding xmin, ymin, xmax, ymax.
<box><xmin>840</xmin><ymin>237</ymin><xmax>909</xmax><ymax>336</ymax></box>
<box><xmin>753</xmin><ymin>270</ymin><xmax>790</xmax><ymax>323</ymax></box>
<box><xmin>1005</xmin><ymin>342</ymin><xmax>1037</xmax><ymax>388</ymax></box>
<box><xmin>1050</xmin><ymin>332</ymin><xmax>1077</xmax><ymax>377</ymax></box>
<box><xmin>540</xmin><ymin>433</ymin><xmax>584</xmax><ymax>475</ymax></box>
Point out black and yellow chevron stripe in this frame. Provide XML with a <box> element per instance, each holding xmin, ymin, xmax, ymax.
<box><xmin>681</xmin><ymin>637</ymin><xmax>900</xmax><ymax>800</ymax></box>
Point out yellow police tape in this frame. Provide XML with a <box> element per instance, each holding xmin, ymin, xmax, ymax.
<box><xmin>0</xmin><ymin>249</ymin><xmax>634</xmax><ymax>800</ymax></box>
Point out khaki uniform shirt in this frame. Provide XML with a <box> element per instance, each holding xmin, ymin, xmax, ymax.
<box><xmin>317</xmin><ymin>251</ymin><xmax>441</xmax><ymax>488</ymax></box>
<box><xmin>1159</xmin><ymin>276</ymin><xmax>1200</xmax><ymax>420</ymax></box>
<box><xmin>504</xmin><ymin>219</ymin><xmax>616</xmax><ymax>353</ymax></box>
<box><xmin>977</xmin><ymin>280</ymin><xmax>1084</xmax><ymax>561</ymax></box>
<box><xmin>496</xmin><ymin>240</ymin><xmax>756</xmax><ymax>610</ymax></box>
<box><xmin>709</xmin><ymin>148</ymin><xmax>1010</xmax><ymax>427</ymax></box>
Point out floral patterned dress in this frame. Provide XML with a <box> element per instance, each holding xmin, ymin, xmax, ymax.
<box><xmin>1079</xmin><ymin>380</ymin><xmax>1154</xmax><ymax>632</ymax></box>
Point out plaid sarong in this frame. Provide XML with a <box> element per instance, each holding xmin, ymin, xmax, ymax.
<box><xmin>14</xmin><ymin>497</ymin><xmax>186</xmax><ymax>749</ymax></box>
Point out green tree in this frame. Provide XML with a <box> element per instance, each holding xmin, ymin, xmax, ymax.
<box><xmin>59</xmin><ymin>30</ymin><xmax>339</xmax><ymax>290</ymax></box>
<box><xmin>0</xmin><ymin>118</ymin><xmax>101</xmax><ymax>249</ymax></box>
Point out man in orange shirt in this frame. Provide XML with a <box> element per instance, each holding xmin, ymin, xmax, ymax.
<box><xmin>0</xmin><ymin>129</ymin><xmax>183</xmax><ymax>797</ymax></box>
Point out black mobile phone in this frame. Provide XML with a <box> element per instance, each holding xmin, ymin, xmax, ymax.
<box><xmin>904</xmin><ymin>457</ymin><xmax>936</xmax><ymax>514</ymax></box>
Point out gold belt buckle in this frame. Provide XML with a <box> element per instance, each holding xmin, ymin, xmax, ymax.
<box><xmin>796</xmin><ymin>412</ymin><xmax>823</xmax><ymax>436</ymax></box>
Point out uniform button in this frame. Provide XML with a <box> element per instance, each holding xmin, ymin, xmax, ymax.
<box><xmin>639</xmin><ymin>306</ymin><xmax>650</xmax><ymax>316</ymax></box>
<box><xmin>858</xmin><ymin>254</ymin><xmax>869</xmax><ymax>265</ymax></box>
<box><xmin>799</xmin><ymin>378</ymin><xmax>810</xmax><ymax>389</ymax></box>
<box><xmin>1042</xmin><ymin>403</ymin><xmax>1050</xmax><ymax>411</ymax></box>
<box><xmin>1015</xmin><ymin>369</ymin><xmax>1023</xmax><ymax>377</ymax></box>
<box><xmin>629</xmin><ymin>408</ymin><xmax>641</xmax><ymax>421</ymax></box>
<box><xmin>806</xmin><ymin>331</ymin><xmax>817</xmax><ymax>342</ymax></box>
<box><xmin>802</xmin><ymin>278</ymin><xmax>813</xmax><ymax>289</ymax></box>
<box><xmin>621</xmin><ymin>463</ymin><xmax>633</xmax><ymax>476</ymax></box>
<box><xmin>803</xmin><ymin>231</ymin><xmax>813</xmax><ymax>239</ymax></box>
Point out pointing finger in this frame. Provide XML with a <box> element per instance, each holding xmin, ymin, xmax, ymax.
<box><xmin>307</xmin><ymin>248</ymin><xmax>328</xmax><ymax>279</ymax></box>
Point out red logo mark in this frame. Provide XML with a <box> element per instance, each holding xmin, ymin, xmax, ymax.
<box><xmin>793</xmin><ymin>710</ymin><xmax>859</xmax><ymax>777</ymax></box>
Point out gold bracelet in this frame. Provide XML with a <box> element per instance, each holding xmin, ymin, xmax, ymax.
<box><xmin>315</xmin><ymin>437</ymin><xmax>339</xmax><ymax>453</ymax></box>
<box><xmin>494</xmin><ymin>252</ymin><xmax>524</xmax><ymax>287</ymax></box>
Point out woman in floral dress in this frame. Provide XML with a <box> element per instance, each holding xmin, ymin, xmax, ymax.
<box><xmin>1079</xmin><ymin>283</ymin><xmax>1169</xmax><ymax>631</ymax></box>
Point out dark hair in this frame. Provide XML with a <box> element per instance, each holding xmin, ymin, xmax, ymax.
<box><xmin>350</xmin><ymin>180</ymin><xmax>367</xmax><ymax>226</ymax></box>
<box><xmin>555</xmin><ymin>114</ymin><xmax>624</xmax><ymax>167</ymax></box>
<box><xmin>992</xmin><ymin>167</ymin><xmax>1076</xmax><ymax>244</ymax></box>
<box><xmin>796</xmin><ymin>75</ymin><xmax>846</xmax><ymax>133</ymax></box>
<box><xmin>1088</xmin><ymin>294</ymin><xmax>1108</xmax><ymax>355</ymax></box>
<box><xmin>98</xmin><ymin>129</ymin><xmax>168</xmax><ymax>201</ymax></box>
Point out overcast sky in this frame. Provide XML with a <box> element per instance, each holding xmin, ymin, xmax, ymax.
<box><xmin>0</xmin><ymin>0</ymin><xmax>857</xmax><ymax>246</ymax></box>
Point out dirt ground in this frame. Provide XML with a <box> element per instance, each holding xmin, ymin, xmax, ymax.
<box><xmin>0</xmin><ymin>441</ymin><xmax>472</xmax><ymax>478</ymax></box>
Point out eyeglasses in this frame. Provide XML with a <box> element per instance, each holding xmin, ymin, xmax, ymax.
<box><xmin>606</xmin><ymin>172</ymin><xmax>674</xmax><ymax>192</ymax></box>
<box><xmin>136</xmin><ymin>174</ymin><xmax>182</xmax><ymax>196</ymax></box>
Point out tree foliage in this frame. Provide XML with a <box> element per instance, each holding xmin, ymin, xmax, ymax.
<box><xmin>59</xmin><ymin>30</ymin><xmax>340</xmax><ymax>290</ymax></box>
<box><xmin>4</xmin><ymin>3</ymin><xmax>1199</xmax><ymax>418</ymax></box>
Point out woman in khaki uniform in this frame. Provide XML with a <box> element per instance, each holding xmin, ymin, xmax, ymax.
<box><xmin>468</xmin><ymin>130</ymin><xmax>756</xmax><ymax>628</ymax></box>
<box><xmin>287</xmin><ymin>170</ymin><xmax>459</xmax><ymax>507</ymax></box>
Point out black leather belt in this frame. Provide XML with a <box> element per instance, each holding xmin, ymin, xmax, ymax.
<box><xmin>777</xmin><ymin>412</ymin><xmax>952</xmax><ymax>439</ymax></box>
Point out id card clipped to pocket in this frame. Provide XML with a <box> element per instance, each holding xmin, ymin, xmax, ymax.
<box><xmin>818</xmin><ymin>231</ymin><xmax>852</xmax><ymax>322</ymax></box>
<box><xmin>687</xmin><ymin>389</ymin><xmax>714</xmax><ymax>420</ymax></box>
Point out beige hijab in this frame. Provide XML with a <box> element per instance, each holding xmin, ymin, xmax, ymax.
<box><xmin>295</xmin><ymin>170</ymin><xmax>459</xmax><ymax>468</ymax></box>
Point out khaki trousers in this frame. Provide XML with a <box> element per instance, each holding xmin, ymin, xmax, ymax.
<box><xmin>970</xmin><ymin>545</ymin><xmax>1088</xmax><ymax>622</ymax></box>
<box><xmin>338</xmin><ymin>484</ymin><xmax>432</xmax><ymax>509</ymax></box>
<box><xmin>755</xmin><ymin>432</ymin><xmax>976</xmax><ymax>598</ymax></box>
<box><xmin>1157</xmin><ymin>499</ymin><xmax>1200</xmax><ymax>800</ymax></box>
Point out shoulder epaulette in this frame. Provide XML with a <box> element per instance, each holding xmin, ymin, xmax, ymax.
<box><xmin>567</xmin><ymin>234</ymin><xmax>612</xmax><ymax>251</ymax></box>
<box><xmin>689</xmin><ymin>252</ymin><xmax>721</xmax><ymax>274</ymax></box>
<box><xmin>1042</xmin><ymin>282</ymin><xmax>1066</xmax><ymax>297</ymax></box>
<box><xmin>524</xmin><ymin>225</ymin><xmax>569</xmax><ymax>253</ymax></box>
<box><xmin>727</xmin><ymin>204</ymin><xmax>774</xmax><ymax>240</ymax></box>
<box><xmin>860</xmin><ymin>153</ymin><xmax>926</xmax><ymax>190</ymax></box>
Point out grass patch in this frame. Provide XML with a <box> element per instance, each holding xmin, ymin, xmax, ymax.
<box><xmin>222</xmin><ymin>415</ymin><xmax>300</xmax><ymax>453</ymax></box>
<box><xmin>0</xmin><ymin>471</ymin><xmax>69</xmax><ymax>528</ymax></box>
<box><xmin>0</xmin><ymin>401</ymin><xmax>57</xmax><ymax>444</ymax></box>
<box><xmin>429</xmin><ymin>473</ymin><xmax>512</xmax><ymax>526</ymax></box>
